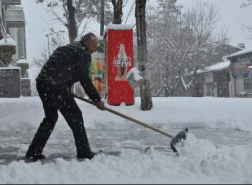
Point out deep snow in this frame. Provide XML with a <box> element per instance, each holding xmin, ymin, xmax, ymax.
<box><xmin>0</xmin><ymin>97</ymin><xmax>251</xmax><ymax>184</ymax></box>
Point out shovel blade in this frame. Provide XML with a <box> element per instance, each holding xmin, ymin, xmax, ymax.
<box><xmin>170</xmin><ymin>128</ymin><xmax>188</xmax><ymax>155</ymax></box>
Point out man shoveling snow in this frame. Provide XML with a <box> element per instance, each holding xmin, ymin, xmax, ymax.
<box><xmin>26</xmin><ymin>33</ymin><xmax>105</xmax><ymax>161</ymax></box>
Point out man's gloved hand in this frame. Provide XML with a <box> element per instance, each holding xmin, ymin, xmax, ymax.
<box><xmin>95</xmin><ymin>101</ymin><xmax>105</xmax><ymax>111</ymax></box>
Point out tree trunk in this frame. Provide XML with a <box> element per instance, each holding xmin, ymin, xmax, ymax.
<box><xmin>66</xmin><ymin>0</ymin><xmax>78</xmax><ymax>43</ymax></box>
<box><xmin>112</xmin><ymin>0</ymin><xmax>123</xmax><ymax>24</ymax></box>
<box><xmin>135</xmin><ymin>0</ymin><xmax>153</xmax><ymax>110</ymax></box>
<box><xmin>66</xmin><ymin>0</ymin><xmax>78</xmax><ymax>93</ymax></box>
<box><xmin>100</xmin><ymin>0</ymin><xmax>105</xmax><ymax>36</ymax></box>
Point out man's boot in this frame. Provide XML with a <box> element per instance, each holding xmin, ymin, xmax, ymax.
<box><xmin>77</xmin><ymin>150</ymin><xmax>97</xmax><ymax>160</ymax></box>
<box><xmin>25</xmin><ymin>145</ymin><xmax>46</xmax><ymax>161</ymax></box>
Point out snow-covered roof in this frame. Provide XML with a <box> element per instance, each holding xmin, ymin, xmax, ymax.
<box><xmin>225</xmin><ymin>47</ymin><xmax>252</xmax><ymax>59</ymax></box>
<box><xmin>197</xmin><ymin>60</ymin><xmax>230</xmax><ymax>74</ymax></box>
<box><xmin>105</xmin><ymin>24</ymin><xmax>133</xmax><ymax>31</ymax></box>
<box><xmin>0</xmin><ymin>35</ymin><xmax>17</xmax><ymax>47</ymax></box>
<box><xmin>92</xmin><ymin>52</ymin><xmax>104</xmax><ymax>59</ymax></box>
<box><xmin>17</xmin><ymin>57</ymin><xmax>29</xmax><ymax>64</ymax></box>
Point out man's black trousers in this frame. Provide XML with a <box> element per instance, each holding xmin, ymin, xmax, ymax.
<box><xmin>26</xmin><ymin>81</ymin><xmax>91</xmax><ymax>156</ymax></box>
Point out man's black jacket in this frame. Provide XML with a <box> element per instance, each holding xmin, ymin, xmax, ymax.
<box><xmin>37</xmin><ymin>41</ymin><xmax>101</xmax><ymax>102</ymax></box>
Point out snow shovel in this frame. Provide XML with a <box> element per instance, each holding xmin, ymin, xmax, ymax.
<box><xmin>73</xmin><ymin>94</ymin><xmax>188</xmax><ymax>155</ymax></box>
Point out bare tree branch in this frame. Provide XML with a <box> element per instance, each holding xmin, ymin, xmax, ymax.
<box><xmin>241</xmin><ymin>0</ymin><xmax>252</xmax><ymax>8</ymax></box>
<box><xmin>124</xmin><ymin>2</ymin><xmax>135</xmax><ymax>24</ymax></box>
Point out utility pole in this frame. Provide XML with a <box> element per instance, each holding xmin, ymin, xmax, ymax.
<box><xmin>100</xmin><ymin>0</ymin><xmax>105</xmax><ymax>36</ymax></box>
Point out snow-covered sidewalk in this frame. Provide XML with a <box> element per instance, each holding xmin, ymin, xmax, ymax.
<box><xmin>0</xmin><ymin>97</ymin><xmax>251</xmax><ymax>183</ymax></box>
<box><xmin>0</xmin><ymin>133</ymin><xmax>251</xmax><ymax>184</ymax></box>
<box><xmin>1</xmin><ymin>97</ymin><xmax>252</xmax><ymax>132</ymax></box>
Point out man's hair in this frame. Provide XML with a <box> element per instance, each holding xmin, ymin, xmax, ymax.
<box><xmin>81</xmin><ymin>33</ymin><xmax>97</xmax><ymax>42</ymax></box>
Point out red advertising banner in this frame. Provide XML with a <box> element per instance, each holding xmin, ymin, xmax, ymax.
<box><xmin>105</xmin><ymin>27</ymin><xmax>134</xmax><ymax>105</ymax></box>
<box><xmin>232</xmin><ymin>64</ymin><xmax>250</xmax><ymax>78</ymax></box>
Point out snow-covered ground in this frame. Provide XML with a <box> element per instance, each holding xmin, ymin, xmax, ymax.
<box><xmin>1</xmin><ymin>96</ymin><xmax>252</xmax><ymax>132</ymax></box>
<box><xmin>0</xmin><ymin>97</ymin><xmax>252</xmax><ymax>184</ymax></box>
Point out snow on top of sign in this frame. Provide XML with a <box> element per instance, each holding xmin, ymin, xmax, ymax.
<box><xmin>92</xmin><ymin>52</ymin><xmax>104</xmax><ymax>59</ymax></box>
<box><xmin>249</xmin><ymin>66</ymin><xmax>252</xmax><ymax>69</ymax></box>
<box><xmin>197</xmin><ymin>60</ymin><xmax>230</xmax><ymax>74</ymax></box>
<box><xmin>17</xmin><ymin>57</ymin><xmax>29</xmax><ymax>64</ymax></box>
<box><xmin>0</xmin><ymin>34</ymin><xmax>17</xmax><ymax>46</ymax></box>
<box><xmin>105</xmin><ymin>24</ymin><xmax>133</xmax><ymax>31</ymax></box>
<box><xmin>225</xmin><ymin>47</ymin><xmax>252</xmax><ymax>59</ymax></box>
<box><xmin>127</xmin><ymin>67</ymin><xmax>143</xmax><ymax>81</ymax></box>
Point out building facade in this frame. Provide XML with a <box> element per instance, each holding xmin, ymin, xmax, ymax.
<box><xmin>227</xmin><ymin>48</ymin><xmax>252</xmax><ymax>97</ymax></box>
<box><xmin>5</xmin><ymin>5</ymin><xmax>26</xmax><ymax>65</ymax></box>
<box><xmin>192</xmin><ymin>61</ymin><xmax>230</xmax><ymax>98</ymax></box>
<box><xmin>191</xmin><ymin>48</ymin><xmax>252</xmax><ymax>98</ymax></box>
<box><xmin>0</xmin><ymin>0</ymin><xmax>30</xmax><ymax>97</ymax></box>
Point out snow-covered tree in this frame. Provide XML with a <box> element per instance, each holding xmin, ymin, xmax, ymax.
<box><xmin>241</xmin><ymin>0</ymin><xmax>252</xmax><ymax>39</ymax></box>
<box><xmin>37</xmin><ymin>0</ymin><xmax>113</xmax><ymax>42</ymax></box>
<box><xmin>241</xmin><ymin>0</ymin><xmax>252</xmax><ymax>8</ymax></box>
<box><xmin>32</xmin><ymin>27</ymin><xmax>67</xmax><ymax>68</ymax></box>
<box><xmin>147</xmin><ymin>1</ymin><xmax>230</xmax><ymax>97</ymax></box>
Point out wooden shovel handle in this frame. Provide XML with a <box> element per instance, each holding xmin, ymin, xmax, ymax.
<box><xmin>73</xmin><ymin>94</ymin><xmax>173</xmax><ymax>139</ymax></box>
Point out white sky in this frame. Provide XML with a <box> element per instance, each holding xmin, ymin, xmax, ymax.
<box><xmin>19</xmin><ymin>0</ymin><xmax>252</xmax><ymax>61</ymax></box>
